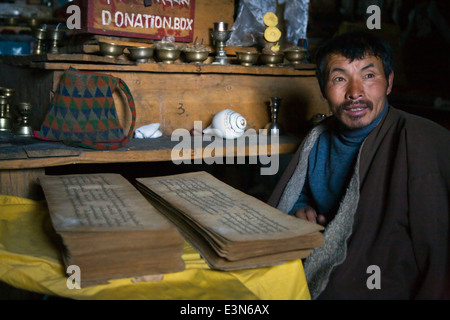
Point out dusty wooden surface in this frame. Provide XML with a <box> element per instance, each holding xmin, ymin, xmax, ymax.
<box><xmin>0</xmin><ymin>134</ymin><xmax>300</xmax><ymax>170</ymax></box>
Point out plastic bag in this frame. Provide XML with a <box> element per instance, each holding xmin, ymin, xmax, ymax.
<box><xmin>227</xmin><ymin>0</ymin><xmax>310</xmax><ymax>47</ymax></box>
<box><xmin>227</xmin><ymin>0</ymin><xmax>276</xmax><ymax>47</ymax></box>
<box><xmin>282</xmin><ymin>0</ymin><xmax>310</xmax><ymax>45</ymax></box>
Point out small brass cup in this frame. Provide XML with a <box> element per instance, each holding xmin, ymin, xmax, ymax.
<box><xmin>127</xmin><ymin>46</ymin><xmax>154</xmax><ymax>63</ymax></box>
<box><xmin>260</xmin><ymin>53</ymin><xmax>284</xmax><ymax>67</ymax></box>
<box><xmin>156</xmin><ymin>47</ymin><xmax>182</xmax><ymax>64</ymax></box>
<box><xmin>284</xmin><ymin>48</ymin><xmax>307</xmax><ymax>65</ymax></box>
<box><xmin>183</xmin><ymin>50</ymin><xmax>210</xmax><ymax>64</ymax></box>
<box><xmin>99</xmin><ymin>42</ymin><xmax>125</xmax><ymax>58</ymax></box>
<box><xmin>236</xmin><ymin>51</ymin><xmax>259</xmax><ymax>66</ymax></box>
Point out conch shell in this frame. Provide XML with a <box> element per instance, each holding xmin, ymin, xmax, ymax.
<box><xmin>203</xmin><ymin>109</ymin><xmax>247</xmax><ymax>139</ymax></box>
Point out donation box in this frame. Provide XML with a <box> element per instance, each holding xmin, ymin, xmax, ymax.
<box><xmin>75</xmin><ymin>0</ymin><xmax>195</xmax><ymax>42</ymax></box>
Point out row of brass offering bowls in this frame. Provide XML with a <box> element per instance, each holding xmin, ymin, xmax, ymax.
<box><xmin>1</xmin><ymin>15</ymin><xmax>46</xmax><ymax>28</ymax></box>
<box><xmin>99</xmin><ymin>41</ymin><xmax>211</xmax><ymax>64</ymax></box>
<box><xmin>236</xmin><ymin>46</ymin><xmax>307</xmax><ymax>67</ymax></box>
<box><xmin>97</xmin><ymin>41</ymin><xmax>306</xmax><ymax>66</ymax></box>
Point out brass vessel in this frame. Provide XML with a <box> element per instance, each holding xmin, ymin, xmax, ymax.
<box><xmin>236</xmin><ymin>51</ymin><xmax>259</xmax><ymax>66</ymax></box>
<box><xmin>261</xmin><ymin>53</ymin><xmax>284</xmax><ymax>67</ymax></box>
<box><xmin>0</xmin><ymin>95</ymin><xmax>12</xmax><ymax>132</ymax></box>
<box><xmin>155</xmin><ymin>46</ymin><xmax>182</xmax><ymax>64</ymax></box>
<box><xmin>264</xmin><ymin>97</ymin><xmax>283</xmax><ymax>135</ymax></box>
<box><xmin>211</xmin><ymin>22</ymin><xmax>232</xmax><ymax>65</ymax></box>
<box><xmin>284</xmin><ymin>47</ymin><xmax>307</xmax><ymax>65</ymax></box>
<box><xmin>183</xmin><ymin>50</ymin><xmax>210</xmax><ymax>64</ymax></box>
<box><xmin>47</xmin><ymin>28</ymin><xmax>65</xmax><ymax>54</ymax></box>
<box><xmin>32</xmin><ymin>27</ymin><xmax>47</xmax><ymax>55</ymax></box>
<box><xmin>0</xmin><ymin>87</ymin><xmax>14</xmax><ymax>132</ymax></box>
<box><xmin>127</xmin><ymin>46</ymin><xmax>154</xmax><ymax>63</ymax></box>
<box><xmin>99</xmin><ymin>42</ymin><xmax>125</xmax><ymax>58</ymax></box>
<box><xmin>14</xmin><ymin>102</ymin><xmax>33</xmax><ymax>137</ymax></box>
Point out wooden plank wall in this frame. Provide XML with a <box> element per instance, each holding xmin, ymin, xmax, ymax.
<box><xmin>54</xmin><ymin>70</ymin><xmax>329</xmax><ymax>137</ymax></box>
<box><xmin>113</xmin><ymin>72</ymin><xmax>329</xmax><ymax>136</ymax></box>
<box><xmin>193</xmin><ymin>0</ymin><xmax>235</xmax><ymax>46</ymax></box>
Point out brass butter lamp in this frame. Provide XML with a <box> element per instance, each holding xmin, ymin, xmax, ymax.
<box><xmin>14</xmin><ymin>102</ymin><xmax>33</xmax><ymax>137</ymax></box>
<box><xmin>264</xmin><ymin>97</ymin><xmax>283</xmax><ymax>135</ymax></box>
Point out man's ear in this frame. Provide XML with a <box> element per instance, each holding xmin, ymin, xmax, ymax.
<box><xmin>386</xmin><ymin>72</ymin><xmax>394</xmax><ymax>95</ymax></box>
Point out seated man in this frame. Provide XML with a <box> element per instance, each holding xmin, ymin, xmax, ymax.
<box><xmin>268</xmin><ymin>31</ymin><xmax>449</xmax><ymax>299</ymax></box>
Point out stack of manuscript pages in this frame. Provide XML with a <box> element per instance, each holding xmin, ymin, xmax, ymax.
<box><xmin>136</xmin><ymin>171</ymin><xmax>324</xmax><ymax>271</ymax></box>
<box><xmin>39</xmin><ymin>173</ymin><xmax>185</xmax><ymax>287</ymax></box>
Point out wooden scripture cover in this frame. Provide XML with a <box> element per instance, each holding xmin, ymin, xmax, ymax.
<box><xmin>136</xmin><ymin>171</ymin><xmax>324</xmax><ymax>270</ymax></box>
<box><xmin>39</xmin><ymin>173</ymin><xmax>185</xmax><ymax>285</ymax></box>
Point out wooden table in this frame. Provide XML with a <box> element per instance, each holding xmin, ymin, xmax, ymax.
<box><xmin>0</xmin><ymin>195</ymin><xmax>311</xmax><ymax>300</ymax></box>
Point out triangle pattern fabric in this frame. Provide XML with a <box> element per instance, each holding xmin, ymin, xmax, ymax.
<box><xmin>34</xmin><ymin>68</ymin><xmax>135</xmax><ymax>150</ymax></box>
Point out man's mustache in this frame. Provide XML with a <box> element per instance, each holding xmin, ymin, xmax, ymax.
<box><xmin>338</xmin><ymin>100</ymin><xmax>373</xmax><ymax>112</ymax></box>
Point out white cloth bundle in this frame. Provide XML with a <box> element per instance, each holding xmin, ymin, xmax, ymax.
<box><xmin>134</xmin><ymin>123</ymin><xmax>163</xmax><ymax>139</ymax></box>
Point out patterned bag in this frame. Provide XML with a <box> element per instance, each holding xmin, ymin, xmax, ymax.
<box><xmin>34</xmin><ymin>68</ymin><xmax>136</xmax><ymax>150</ymax></box>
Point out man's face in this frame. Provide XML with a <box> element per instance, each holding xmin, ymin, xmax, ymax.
<box><xmin>322</xmin><ymin>54</ymin><xmax>394</xmax><ymax>129</ymax></box>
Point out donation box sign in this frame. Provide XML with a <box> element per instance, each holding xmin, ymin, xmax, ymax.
<box><xmin>79</xmin><ymin>0</ymin><xmax>195</xmax><ymax>42</ymax></box>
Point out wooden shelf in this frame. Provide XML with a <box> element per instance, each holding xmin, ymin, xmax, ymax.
<box><xmin>0</xmin><ymin>52</ymin><xmax>325</xmax><ymax>200</ymax></box>
<box><xmin>0</xmin><ymin>53</ymin><xmax>316</xmax><ymax>76</ymax></box>
<box><xmin>0</xmin><ymin>134</ymin><xmax>300</xmax><ymax>170</ymax></box>
<box><xmin>0</xmin><ymin>54</ymin><xmax>328</xmax><ymax>139</ymax></box>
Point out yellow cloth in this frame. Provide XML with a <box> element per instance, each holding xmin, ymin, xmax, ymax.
<box><xmin>0</xmin><ymin>195</ymin><xmax>311</xmax><ymax>300</ymax></box>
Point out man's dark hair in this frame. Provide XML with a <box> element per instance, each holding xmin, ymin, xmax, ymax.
<box><xmin>315</xmin><ymin>31</ymin><xmax>395</xmax><ymax>90</ymax></box>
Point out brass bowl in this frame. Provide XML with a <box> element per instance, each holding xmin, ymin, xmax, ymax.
<box><xmin>31</xmin><ymin>27</ymin><xmax>47</xmax><ymax>40</ymax></box>
<box><xmin>0</xmin><ymin>95</ymin><xmax>9</xmax><ymax>106</ymax></box>
<box><xmin>99</xmin><ymin>42</ymin><xmax>125</xmax><ymax>58</ymax></box>
<box><xmin>236</xmin><ymin>51</ymin><xmax>259</xmax><ymax>66</ymax></box>
<box><xmin>46</xmin><ymin>29</ymin><xmax>65</xmax><ymax>41</ymax></box>
<box><xmin>183</xmin><ymin>50</ymin><xmax>210</xmax><ymax>64</ymax></box>
<box><xmin>0</xmin><ymin>87</ymin><xmax>15</xmax><ymax>97</ymax></box>
<box><xmin>284</xmin><ymin>48</ymin><xmax>306</xmax><ymax>65</ymax></box>
<box><xmin>260</xmin><ymin>53</ymin><xmax>284</xmax><ymax>67</ymax></box>
<box><xmin>127</xmin><ymin>46</ymin><xmax>154</xmax><ymax>63</ymax></box>
<box><xmin>4</xmin><ymin>16</ymin><xmax>19</xmax><ymax>26</ymax></box>
<box><xmin>27</xmin><ymin>17</ymin><xmax>42</xmax><ymax>28</ymax></box>
<box><xmin>156</xmin><ymin>47</ymin><xmax>181</xmax><ymax>64</ymax></box>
